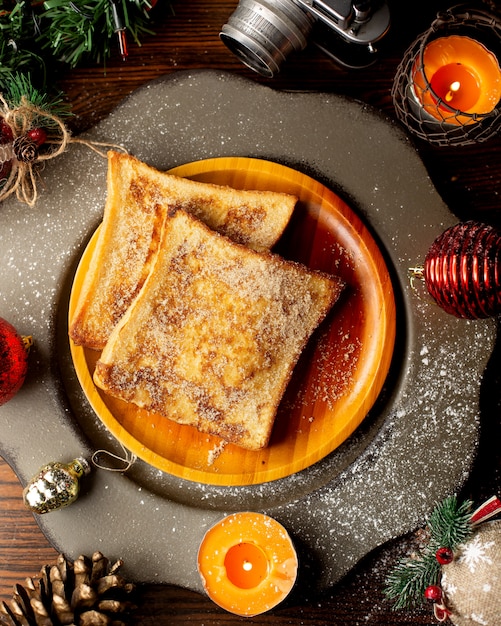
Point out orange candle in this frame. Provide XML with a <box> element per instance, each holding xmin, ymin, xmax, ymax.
<box><xmin>197</xmin><ymin>512</ymin><xmax>298</xmax><ymax>617</ymax></box>
<box><xmin>412</xmin><ymin>35</ymin><xmax>501</xmax><ymax>125</ymax></box>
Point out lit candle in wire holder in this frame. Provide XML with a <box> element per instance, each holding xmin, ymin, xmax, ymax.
<box><xmin>392</xmin><ymin>6</ymin><xmax>501</xmax><ymax>146</ymax></box>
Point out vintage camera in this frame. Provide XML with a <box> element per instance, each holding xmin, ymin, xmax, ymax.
<box><xmin>220</xmin><ymin>0</ymin><xmax>391</xmax><ymax>77</ymax></box>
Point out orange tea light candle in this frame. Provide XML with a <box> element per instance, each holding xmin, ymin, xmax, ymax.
<box><xmin>197</xmin><ymin>512</ymin><xmax>298</xmax><ymax>617</ymax></box>
<box><xmin>413</xmin><ymin>35</ymin><xmax>501</xmax><ymax>125</ymax></box>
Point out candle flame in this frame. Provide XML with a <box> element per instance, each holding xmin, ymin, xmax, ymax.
<box><xmin>243</xmin><ymin>561</ymin><xmax>253</xmax><ymax>571</ymax></box>
<box><xmin>445</xmin><ymin>81</ymin><xmax>461</xmax><ymax>102</ymax></box>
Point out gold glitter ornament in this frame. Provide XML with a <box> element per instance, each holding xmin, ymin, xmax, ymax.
<box><xmin>23</xmin><ymin>457</ymin><xmax>90</xmax><ymax>514</ymax></box>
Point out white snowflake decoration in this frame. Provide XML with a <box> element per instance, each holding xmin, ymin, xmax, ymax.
<box><xmin>456</xmin><ymin>535</ymin><xmax>495</xmax><ymax>574</ymax></box>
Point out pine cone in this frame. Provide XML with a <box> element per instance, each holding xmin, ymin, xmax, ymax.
<box><xmin>12</xmin><ymin>136</ymin><xmax>39</xmax><ymax>163</ymax></box>
<box><xmin>0</xmin><ymin>551</ymin><xmax>136</xmax><ymax>625</ymax></box>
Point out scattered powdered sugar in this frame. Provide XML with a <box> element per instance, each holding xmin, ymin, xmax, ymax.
<box><xmin>2</xmin><ymin>71</ymin><xmax>499</xmax><ymax>600</ymax></box>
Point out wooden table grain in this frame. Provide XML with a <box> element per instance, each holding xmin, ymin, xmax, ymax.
<box><xmin>1</xmin><ymin>1</ymin><xmax>501</xmax><ymax>624</ymax></box>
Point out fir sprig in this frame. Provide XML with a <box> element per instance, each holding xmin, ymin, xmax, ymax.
<box><xmin>428</xmin><ymin>496</ymin><xmax>473</xmax><ymax>551</ymax></box>
<box><xmin>384</xmin><ymin>551</ymin><xmax>441</xmax><ymax>610</ymax></box>
<box><xmin>2</xmin><ymin>73</ymin><xmax>71</xmax><ymax>125</ymax></box>
<box><xmin>0</xmin><ymin>1</ymin><xmax>46</xmax><ymax>82</ymax></box>
<box><xmin>0</xmin><ymin>0</ymin><xmax>169</xmax><ymax>87</ymax></box>
<box><xmin>384</xmin><ymin>496</ymin><xmax>474</xmax><ymax>610</ymax></box>
<box><xmin>40</xmin><ymin>0</ymin><xmax>155</xmax><ymax>68</ymax></box>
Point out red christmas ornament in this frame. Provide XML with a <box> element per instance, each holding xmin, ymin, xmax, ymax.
<box><xmin>435</xmin><ymin>546</ymin><xmax>454</xmax><ymax>565</ymax></box>
<box><xmin>0</xmin><ymin>119</ymin><xmax>13</xmax><ymax>144</ymax></box>
<box><xmin>0</xmin><ymin>317</ymin><xmax>32</xmax><ymax>406</ymax></box>
<box><xmin>423</xmin><ymin>221</ymin><xmax>501</xmax><ymax>319</ymax></box>
<box><xmin>0</xmin><ymin>118</ymin><xmax>13</xmax><ymax>182</ymax></box>
<box><xmin>424</xmin><ymin>585</ymin><xmax>443</xmax><ymax>603</ymax></box>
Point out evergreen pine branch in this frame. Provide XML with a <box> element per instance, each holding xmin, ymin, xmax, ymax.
<box><xmin>0</xmin><ymin>1</ymin><xmax>47</xmax><ymax>79</ymax></box>
<box><xmin>428</xmin><ymin>495</ymin><xmax>473</xmax><ymax>551</ymax></box>
<box><xmin>2</xmin><ymin>72</ymin><xmax>71</xmax><ymax>116</ymax></box>
<box><xmin>384</xmin><ymin>495</ymin><xmax>475</xmax><ymax>611</ymax></box>
<box><xmin>40</xmin><ymin>0</ymin><xmax>156</xmax><ymax>67</ymax></box>
<box><xmin>384</xmin><ymin>551</ymin><xmax>440</xmax><ymax>609</ymax></box>
<box><xmin>40</xmin><ymin>0</ymin><xmax>107</xmax><ymax>68</ymax></box>
<box><xmin>0</xmin><ymin>0</ymin><xmax>167</xmax><ymax>76</ymax></box>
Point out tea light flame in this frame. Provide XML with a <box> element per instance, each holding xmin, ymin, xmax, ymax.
<box><xmin>445</xmin><ymin>81</ymin><xmax>461</xmax><ymax>102</ymax></box>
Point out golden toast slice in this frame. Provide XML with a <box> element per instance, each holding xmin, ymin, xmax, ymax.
<box><xmin>93</xmin><ymin>209</ymin><xmax>343</xmax><ymax>451</ymax></box>
<box><xmin>69</xmin><ymin>151</ymin><xmax>297</xmax><ymax>350</ymax></box>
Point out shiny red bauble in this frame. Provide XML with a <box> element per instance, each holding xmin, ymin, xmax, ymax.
<box><xmin>0</xmin><ymin>119</ymin><xmax>13</xmax><ymax>182</ymax></box>
<box><xmin>0</xmin><ymin>317</ymin><xmax>31</xmax><ymax>406</ymax></box>
<box><xmin>424</xmin><ymin>221</ymin><xmax>501</xmax><ymax>319</ymax></box>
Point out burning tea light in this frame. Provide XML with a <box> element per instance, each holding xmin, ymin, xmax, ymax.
<box><xmin>391</xmin><ymin>7</ymin><xmax>501</xmax><ymax>144</ymax></box>
<box><xmin>197</xmin><ymin>512</ymin><xmax>298</xmax><ymax>616</ymax></box>
<box><xmin>412</xmin><ymin>35</ymin><xmax>501</xmax><ymax>125</ymax></box>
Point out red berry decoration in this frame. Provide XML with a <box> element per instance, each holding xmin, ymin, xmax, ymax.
<box><xmin>424</xmin><ymin>584</ymin><xmax>443</xmax><ymax>603</ymax></box>
<box><xmin>423</xmin><ymin>221</ymin><xmax>501</xmax><ymax>319</ymax></box>
<box><xmin>0</xmin><ymin>317</ymin><xmax>32</xmax><ymax>406</ymax></box>
<box><xmin>26</xmin><ymin>127</ymin><xmax>48</xmax><ymax>146</ymax></box>
<box><xmin>436</xmin><ymin>546</ymin><xmax>454</xmax><ymax>565</ymax></box>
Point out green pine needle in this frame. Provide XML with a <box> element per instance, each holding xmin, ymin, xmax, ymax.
<box><xmin>0</xmin><ymin>1</ymin><xmax>46</xmax><ymax>80</ymax></box>
<box><xmin>384</xmin><ymin>550</ymin><xmax>441</xmax><ymax>610</ymax></box>
<box><xmin>384</xmin><ymin>496</ymin><xmax>474</xmax><ymax>611</ymax></box>
<box><xmin>0</xmin><ymin>0</ymin><xmax>167</xmax><ymax>78</ymax></box>
<box><xmin>2</xmin><ymin>72</ymin><xmax>72</xmax><ymax>126</ymax></box>
<box><xmin>428</xmin><ymin>495</ymin><xmax>473</xmax><ymax>551</ymax></box>
<box><xmin>40</xmin><ymin>0</ymin><xmax>156</xmax><ymax>67</ymax></box>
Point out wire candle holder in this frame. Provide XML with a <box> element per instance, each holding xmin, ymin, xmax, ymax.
<box><xmin>392</xmin><ymin>5</ymin><xmax>501</xmax><ymax>146</ymax></box>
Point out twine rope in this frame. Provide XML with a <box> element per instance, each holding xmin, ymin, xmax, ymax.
<box><xmin>0</xmin><ymin>95</ymin><xmax>126</xmax><ymax>206</ymax></box>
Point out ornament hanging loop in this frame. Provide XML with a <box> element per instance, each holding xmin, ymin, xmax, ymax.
<box><xmin>91</xmin><ymin>443</ymin><xmax>137</xmax><ymax>473</ymax></box>
<box><xmin>433</xmin><ymin>602</ymin><xmax>452</xmax><ymax>622</ymax></box>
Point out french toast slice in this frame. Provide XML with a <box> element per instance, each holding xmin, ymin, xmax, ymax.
<box><xmin>69</xmin><ymin>151</ymin><xmax>297</xmax><ymax>350</ymax></box>
<box><xmin>93</xmin><ymin>209</ymin><xmax>344</xmax><ymax>451</ymax></box>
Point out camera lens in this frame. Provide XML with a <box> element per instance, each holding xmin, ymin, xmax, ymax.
<box><xmin>220</xmin><ymin>0</ymin><xmax>315</xmax><ymax>77</ymax></box>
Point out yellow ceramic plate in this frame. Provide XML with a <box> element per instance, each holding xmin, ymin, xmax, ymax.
<box><xmin>69</xmin><ymin>156</ymin><xmax>396</xmax><ymax>486</ymax></box>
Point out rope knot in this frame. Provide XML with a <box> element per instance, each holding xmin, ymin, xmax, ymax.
<box><xmin>0</xmin><ymin>94</ymin><xmax>127</xmax><ymax>206</ymax></box>
<box><xmin>0</xmin><ymin>94</ymin><xmax>71</xmax><ymax>206</ymax></box>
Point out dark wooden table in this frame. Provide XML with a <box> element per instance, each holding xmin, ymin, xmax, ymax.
<box><xmin>1</xmin><ymin>1</ymin><xmax>501</xmax><ymax>624</ymax></box>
